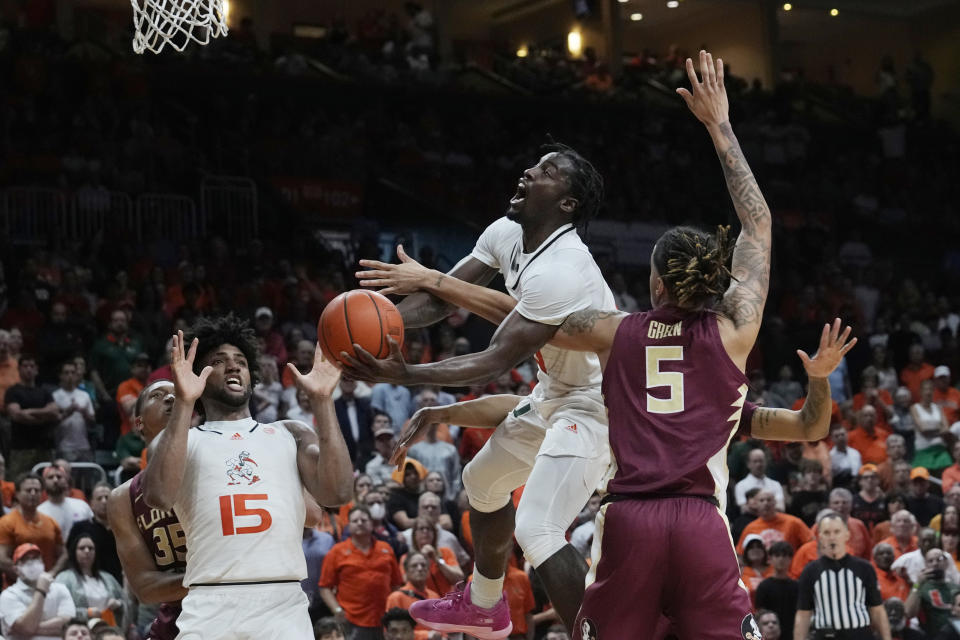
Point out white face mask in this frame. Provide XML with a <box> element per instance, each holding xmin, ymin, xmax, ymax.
<box><xmin>368</xmin><ymin>503</ymin><xmax>386</xmax><ymax>522</ymax></box>
<box><xmin>19</xmin><ymin>559</ymin><xmax>44</xmax><ymax>582</ymax></box>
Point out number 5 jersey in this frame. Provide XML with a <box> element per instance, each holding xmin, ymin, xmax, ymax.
<box><xmin>601</xmin><ymin>308</ymin><xmax>751</xmax><ymax>513</ymax></box>
<box><xmin>172</xmin><ymin>417</ymin><xmax>307</xmax><ymax>586</ymax></box>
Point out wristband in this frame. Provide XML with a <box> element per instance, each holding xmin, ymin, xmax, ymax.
<box><xmin>36</xmin><ymin>589</ymin><xmax>47</xmax><ymax>597</ymax></box>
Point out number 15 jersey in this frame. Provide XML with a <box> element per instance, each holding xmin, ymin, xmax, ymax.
<box><xmin>173</xmin><ymin>417</ymin><xmax>307</xmax><ymax>586</ymax></box>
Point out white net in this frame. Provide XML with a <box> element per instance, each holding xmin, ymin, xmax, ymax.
<box><xmin>131</xmin><ymin>0</ymin><xmax>228</xmax><ymax>55</ymax></box>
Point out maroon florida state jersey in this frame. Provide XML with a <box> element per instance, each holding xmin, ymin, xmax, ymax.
<box><xmin>130</xmin><ymin>471</ymin><xmax>184</xmax><ymax>640</ymax></box>
<box><xmin>602</xmin><ymin>307</ymin><xmax>753</xmax><ymax>511</ymax></box>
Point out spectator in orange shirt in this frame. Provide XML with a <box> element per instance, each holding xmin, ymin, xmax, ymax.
<box><xmin>934</xmin><ymin>366</ymin><xmax>960</xmax><ymax>425</ymax></box>
<box><xmin>853</xmin><ymin>367</ymin><xmax>895</xmax><ymax>427</ymax></box>
<box><xmin>872</xmin><ymin>542</ymin><xmax>910</xmax><ymax>602</ymax></box>
<box><xmin>319</xmin><ymin>506</ymin><xmax>404</xmax><ymax>640</ymax></box>
<box><xmin>737</xmin><ymin>490</ymin><xmax>814</xmax><ymax>553</ymax></box>
<box><xmin>740</xmin><ymin>534</ymin><xmax>773</xmax><ymax>604</ymax></box>
<box><xmin>385</xmin><ymin>552</ymin><xmax>439</xmax><ymax>635</ymax></box>
<box><xmin>901</xmin><ymin>344</ymin><xmax>935</xmax><ymax>402</ymax></box>
<box><xmin>336</xmin><ymin>474</ymin><xmax>373</xmax><ymax>530</ymax></box>
<box><xmin>402</xmin><ymin>516</ymin><xmax>463</xmax><ymax>596</ymax></box>
<box><xmin>847</xmin><ymin>406</ymin><xmax>891</xmax><ymax>464</ymax></box>
<box><xmin>115</xmin><ymin>353</ymin><xmax>151</xmax><ymax>436</ymax></box>
<box><xmin>877</xmin><ymin>434</ymin><xmax>908</xmax><ymax>491</ymax></box>
<box><xmin>0</xmin><ymin>473</ymin><xmax>67</xmax><ymax>574</ymax></box>
<box><xmin>882</xmin><ymin>510</ymin><xmax>919</xmax><ymax>558</ymax></box>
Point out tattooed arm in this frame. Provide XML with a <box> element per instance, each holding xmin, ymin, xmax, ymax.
<box><xmin>750</xmin><ymin>319</ymin><xmax>856</xmax><ymax>442</ymax></box>
<box><xmin>394</xmin><ymin>255</ymin><xmax>498</xmax><ymax>328</ymax></box>
<box><xmin>677</xmin><ymin>51</ymin><xmax>772</xmax><ymax>363</ymax></box>
<box><xmin>554</xmin><ymin>309</ymin><xmax>627</xmax><ymax>368</ymax></box>
<box><xmin>359</xmin><ymin>247</ymin><xmax>517</xmax><ymax>327</ymax></box>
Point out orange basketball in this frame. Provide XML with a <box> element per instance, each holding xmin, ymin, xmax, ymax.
<box><xmin>318</xmin><ymin>290</ymin><xmax>404</xmax><ymax>368</ymax></box>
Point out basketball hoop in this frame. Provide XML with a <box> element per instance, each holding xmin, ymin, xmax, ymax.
<box><xmin>131</xmin><ymin>0</ymin><xmax>228</xmax><ymax>54</ymax></box>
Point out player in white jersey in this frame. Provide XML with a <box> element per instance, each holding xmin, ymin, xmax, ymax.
<box><xmin>142</xmin><ymin>315</ymin><xmax>354</xmax><ymax>640</ymax></box>
<box><xmin>345</xmin><ymin>142</ymin><xmax>614</xmax><ymax>637</ymax></box>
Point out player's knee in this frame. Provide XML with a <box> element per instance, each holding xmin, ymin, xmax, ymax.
<box><xmin>514</xmin><ymin>509</ymin><xmax>566</xmax><ymax>568</ymax></box>
<box><xmin>463</xmin><ymin>459</ymin><xmax>511</xmax><ymax>513</ymax></box>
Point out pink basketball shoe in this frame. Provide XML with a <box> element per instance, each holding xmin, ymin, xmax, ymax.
<box><xmin>408</xmin><ymin>582</ymin><xmax>513</xmax><ymax>640</ymax></box>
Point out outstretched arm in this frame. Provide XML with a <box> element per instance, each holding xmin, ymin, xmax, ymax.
<box><xmin>750</xmin><ymin>319</ymin><xmax>856</xmax><ymax>442</ymax></box>
<box><xmin>286</xmin><ymin>345</ymin><xmax>354</xmax><ymax>507</ymax></box>
<box><xmin>359</xmin><ymin>246</ymin><xmax>516</xmax><ymax>327</ymax></box>
<box><xmin>677</xmin><ymin>51</ymin><xmax>772</xmax><ymax>360</ymax></box>
<box><xmin>342</xmin><ymin>308</ymin><xmax>558</xmax><ymax>387</ymax></box>
<box><xmin>390</xmin><ymin>394</ymin><xmax>524</xmax><ymax>469</ymax></box>
<box><xmin>143</xmin><ymin>332</ymin><xmax>211</xmax><ymax>510</ymax></box>
<box><xmin>392</xmin><ymin>253</ymin><xmax>498</xmax><ymax>328</ymax></box>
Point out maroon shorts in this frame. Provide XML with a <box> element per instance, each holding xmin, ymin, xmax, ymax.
<box><xmin>573</xmin><ymin>496</ymin><xmax>757</xmax><ymax>640</ymax></box>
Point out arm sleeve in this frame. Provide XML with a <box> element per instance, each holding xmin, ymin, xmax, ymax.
<box><xmin>514</xmin><ymin>262</ymin><xmax>592</xmax><ymax>326</ymax></box>
<box><xmin>862</xmin><ymin>560</ymin><xmax>883</xmax><ymax>607</ymax></box>
<box><xmin>796</xmin><ymin>564</ymin><xmax>817</xmax><ymax>610</ymax></box>
<box><xmin>470</xmin><ymin>218</ymin><xmax>514</xmax><ymax>269</ymax></box>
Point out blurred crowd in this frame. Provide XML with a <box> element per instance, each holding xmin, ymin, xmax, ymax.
<box><xmin>0</xmin><ymin>2</ymin><xmax>958</xmax><ymax>639</ymax></box>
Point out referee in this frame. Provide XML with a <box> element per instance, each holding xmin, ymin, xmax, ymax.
<box><xmin>794</xmin><ymin>511</ymin><xmax>891</xmax><ymax>640</ymax></box>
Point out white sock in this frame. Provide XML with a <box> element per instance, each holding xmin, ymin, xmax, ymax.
<box><xmin>470</xmin><ymin>569</ymin><xmax>504</xmax><ymax>609</ymax></box>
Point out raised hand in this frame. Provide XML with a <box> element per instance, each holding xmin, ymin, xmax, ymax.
<box><xmin>340</xmin><ymin>337</ymin><xmax>408</xmax><ymax>385</ymax></box>
<box><xmin>797</xmin><ymin>318</ymin><xmax>857</xmax><ymax>379</ymax></box>
<box><xmin>676</xmin><ymin>50</ymin><xmax>729</xmax><ymax>127</ymax></box>
<box><xmin>287</xmin><ymin>343</ymin><xmax>341</xmax><ymax>398</ymax></box>
<box><xmin>356</xmin><ymin>244</ymin><xmax>435</xmax><ymax>296</ymax></box>
<box><xmin>170</xmin><ymin>330</ymin><xmax>212</xmax><ymax>402</ymax></box>
<box><xmin>389</xmin><ymin>406</ymin><xmax>440</xmax><ymax>470</ymax></box>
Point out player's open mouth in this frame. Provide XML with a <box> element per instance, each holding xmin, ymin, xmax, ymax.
<box><xmin>510</xmin><ymin>180</ymin><xmax>526</xmax><ymax>205</ymax></box>
<box><xmin>225</xmin><ymin>377</ymin><xmax>243</xmax><ymax>392</ymax></box>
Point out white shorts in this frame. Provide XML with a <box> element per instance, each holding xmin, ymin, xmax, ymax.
<box><xmin>489</xmin><ymin>387</ymin><xmax>609</xmax><ymax>464</ymax></box>
<box><xmin>176</xmin><ymin>582</ymin><xmax>312</xmax><ymax>640</ymax></box>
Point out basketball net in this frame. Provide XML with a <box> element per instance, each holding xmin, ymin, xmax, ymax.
<box><xmin>131</xmin><ymin>0</ymin><xmax>228</xmax><ymax>54</ymax></box>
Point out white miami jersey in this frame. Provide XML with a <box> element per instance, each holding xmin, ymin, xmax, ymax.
<box><xmin>471</xmin><ymin>217</ymin><xmax>616</xmax><ymax>399</ymax></box>
<box><xmin>173</xmin><ymin>417</ymin><xmax>306</xmax><ymax>586</ymax></box>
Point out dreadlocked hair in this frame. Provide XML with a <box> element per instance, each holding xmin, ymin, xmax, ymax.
<box><xmin>541</xmin><ymin>137</ymin><xmax>604</xmax><ymax>227</ymax></box>
<box><xmin>184</xmin><ymin>313</ymin><xmax>262</xmax><ymax>386</ymax></box>
<box><xmin>652</xmin><ymin>225</ymin><xmax>735</xmax><ymax>310</ymax></box>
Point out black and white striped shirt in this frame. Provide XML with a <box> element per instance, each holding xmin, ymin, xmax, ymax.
<box><xmin>797</xmin><ymin>555</ymin><xmax>882</xmax><ymax>630</ymax></box>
